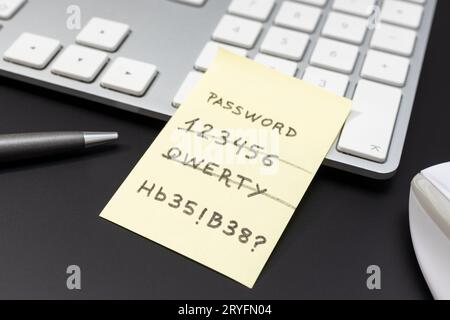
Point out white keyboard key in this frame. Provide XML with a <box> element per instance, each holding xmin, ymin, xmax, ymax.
<box><xmin>274</xmin><ymin>1</ymin><xmax>322</xmax><ymax>33</ymax></box>
<box><xmin>322</xmin><ymin>12</ymin><xmax>367</xmax><ymax>45</ymax></box>
<box><xmin>380</xmin><ymin>0</ymin><xmax>423</xmax><ymax>29</ymax></box>
<box><xmin>195</xmin><ymin>41</ymin><xmax>248</xmax><ymax>72</ymax></box>
<box><xmin>51</xmin><ymin>45</ymin><xmax>109</xmax><ymax>82</ymax></box>
<box><xmin>406</xmin><ymin>0</ymin><xmax>425</xmax><ymax>3</ymax></box>
<box><xmin>0</xmin><ymin>0</ymin><xmax>25</xmax><ymax>19</ymax></box>
<box><xmin>173</xmin><ymin>0</ymin><xmax>207</xmax><ymax>6</ymax></box>
<box><xmin>228</xmin><ymin>0</ymin><xmax>275</xmax><ymax>22</ymax></box>
<box><xmin>310</xmin><ymin>38</ymin><xmax>359</xmax><ymax>73</ymax></box>
<box><xmin>302</xmin><ymin>66</ymin><xmax>349</xmax><ymax>96</ymax></box>
<box><xmin>295</xmin><ymin>0</ymin><xmax>327</xmax><ymax>7</ymax></box>
<box><xmin>212</xmin><ymin>14</ymin><xmax>263</xmax><ymax>49</ymax></box>
<box><xmin>260</xmin><ymin>26</ymin><xmax>309</xmax><ymax>61</ymax></box>
<box><xmin>254</xmin><ymin>53</ymin><xmax>298</xmax><ymax>76</ymax></box>
<box><xmin>332</xmin><ymin>0</ymin><xmax>376</xmax><ymax>17</ymax></box>
<box><xmin>3</xmin><ymin>32</ymin><xmax>61</xmax><ymax>69</ymax></box>
<box><xmin>100</xmin><ymin>57</ymin><xmax>157</xmax><ymax>96</ymax></box>
<box><xmin>371</xmin><ymin>23</ymin><xmax>416</xmax><ymax>56</ymax></box>
<box><xmin>361</xmin><ymin>50</ymin><xmax>409</xmax><ymax>86</ymax></box>
<box><xmin>338</xmin><ymin>80</ymin><xmax>402</xmax><ymax>162</ymax></box>
<box><xmin>76</xmin><ymin>17</ymin><xmax>130</xmax><ymax>52</ymax></box>
<box><xmin>173</xmin><ymin>71</ymin><xmax>204</xmax><ymax>107</ymax></box>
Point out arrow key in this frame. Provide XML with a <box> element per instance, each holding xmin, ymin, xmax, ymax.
<box><xmin>76</xmin><ymin>17</ymin><xmax>130</xmax><ymax>52</ymax></box>
<box><xmin>51</xmin><ymin>45</ymin><xmax>109</xmax><ymax>82</ymax></box>
<box><xmin>4</xmin><ymin>32</ymin><xmax>61</xmax><ymax>69</ymax></box>
<box><xmin>101</xmin><ymin>57</ymin><xmax>157</xmax><ymax>97</ymax></box>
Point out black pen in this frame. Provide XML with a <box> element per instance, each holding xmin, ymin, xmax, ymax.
<box><xmin>0</xmin><ymin>131</ymin><xmax>119</xmax><ymax>162</ymax></box>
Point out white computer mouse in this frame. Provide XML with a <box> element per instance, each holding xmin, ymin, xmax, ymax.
<box><xmin>409</xmin><ymin>162</ymin><xmax>450</xmax><ymax>300</ymax></box>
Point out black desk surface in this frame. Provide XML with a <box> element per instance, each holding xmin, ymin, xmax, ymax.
<box><xmin>1</xmin><ymin>2</ymin><xmax>449</xmax><ymax>300</ymax></box>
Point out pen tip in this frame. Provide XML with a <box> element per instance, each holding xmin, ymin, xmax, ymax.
<box><xmin>83</xmin><ymin>132</ymin><xmax>119</xmax><ymax>147</ymax></box>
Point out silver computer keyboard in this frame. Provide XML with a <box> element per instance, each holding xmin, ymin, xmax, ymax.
<box><xmin>0</xmin><ymin>0</ymin><xmax>437</xmax><ymax>178</ymax></box>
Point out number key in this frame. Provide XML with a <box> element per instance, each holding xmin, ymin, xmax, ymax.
<box><xmin>212</xmin><ymin>14</ymin><xmax>263</xmax><ymax>49</ymax></box>
<box><xmin>228</xmin><ymin>0</ymin><xmax>275</xmax><ymax>22</ymax></box>
<box><xmin>274</xmin><ymin>1</ymin><xmax>322</xmax><ymax>33</ymax></box>
<box><xmin>260</xmin><ymin>26</ymin><xmax>309</xmax><ymax>61</ymax></box>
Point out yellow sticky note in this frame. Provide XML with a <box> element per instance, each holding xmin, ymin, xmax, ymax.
<box><xmin>100</xmin><ymin>50</ymin><xmax>351</xmax><ymax>288</ymax></box>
